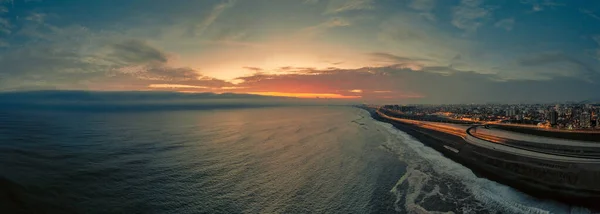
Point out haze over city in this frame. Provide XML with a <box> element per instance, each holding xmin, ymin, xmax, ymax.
<box><xmin>1</xmin><ymin>0</ymin><xmax>600</xmax><ymax>103</ymax></box>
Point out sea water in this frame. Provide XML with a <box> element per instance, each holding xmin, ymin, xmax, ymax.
<box><xmin>0</xmin><ymin>106</ymin><xmax>588</xmax><ymax>213</ymax></box>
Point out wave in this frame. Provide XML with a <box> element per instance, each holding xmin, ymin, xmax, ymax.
<box><xmin>372</xmin><ymin>120</ymin><xmax>590</xmax><ymax>214</ymax></box>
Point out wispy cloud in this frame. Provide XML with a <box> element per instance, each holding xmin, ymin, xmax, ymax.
<box><xmin>367</xmin><ymin>52</ymin><xmax>427</xmax><ymax>70</ymax></box>
<box><xmin>378</xmin><ymin>13</ymin><xmax>476</xmax><ymax>72</ymax></box>
<box><xmin>301</xmin><ymin>17</ymin><xmax>351</xmax><ymax>36</ymax></box>
<box><xmin>148</xmin><ymin>84</ymin><xmax>209</xmax><ymax>89</ymax></box>
<box><xmin>325</xmin><ymin>0</ymin><xmax>374</xmax><ymax>14</ymax></box>
<box><xmin>494</xmin><ymin>18</ymin><xmax>515</xmax><ymax>31</ymax></box>
<box><xmin>227</xmin><ymin>65</ymin><xmax>600</xmax><ymax>103</ymax></box>
<box><xmin>242</xmin><ymin>66</ymin><xmax>263</xmax><ymax>72</ymax></box>
<box><xmin>408</xmin><ymin>0</ymin><xmax>437</xmax><ymax>21</ymax></box>
<box><xmin>580</xmin><ymin>9</ymin><xmax>600</xmax><ymax>20</ymax></box>
<box><xmin>368</xmin><ymin>52</ymin><xmax>425</xmax><ymax>63</ymax></box>
<box><xmin>516</xmin><ymin>52</ymin><xmax>599</xmax><ymax>81</ymax></box>
<box><xmin>452</xmin><ymin>0</ymin><xmax>491</xmax><ymax>33</ymax></box>
<box><xmin>591</xmin><ymin>35</ymin><xmax>600</xmax><ymax>61</ymax></box>
<box><xmin>520</xmin><ymin>0</ymin><xmax>564</xmax><ymax>12</ymax></box>
<box><xmin>0</xmin><ymin>17</ymin><xmax>11</xmax><ymax>34</ymax></box>
<box><xmin>25</xmin><ymin>12</ymin><xmax>46</xmax><ymax>23</ymax></box>
<box><xmin>1</xmin><ymin>0</ymin><xmax>599</xmax><ymax>103</ymax></box>
<box><xmin>409</xmin><ymin>0</ymin><xmax>436</xmax><ymax>11</ymax></box>
<box><xmin>194</xmin><ymin>0</ymin><xmax>236</xmax><ymax>37</ymax></box>
<box><xmin>109</xmin><ymin>39</ymin><xmax>168</xmax><ymax>64</ymax></box>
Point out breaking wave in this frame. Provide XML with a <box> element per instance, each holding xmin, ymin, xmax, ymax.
<box><xmin>373</xmin><ymin>120</ymin><xmax>590</xmax><ymax>214</ymax></box>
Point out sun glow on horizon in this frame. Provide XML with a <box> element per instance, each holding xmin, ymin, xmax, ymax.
<box><xmin>148</xmin><ymin>84</ymin><xmax>210</xmax><ymax>89</ymax></box>
<box><xmin>246</xmin><ymin>92</ymin><xmax>361</xmax><ymax>99</ymax></box>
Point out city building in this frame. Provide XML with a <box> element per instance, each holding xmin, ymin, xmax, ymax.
<box><xmin>516</xmin><ymin>114</ymin><xmax>523</xmax><ymax>121</ymax></box>
<box><xmin>580</xmin><ymin>112</ymin><xmax>592</xmax><ymax>128</ymax></box>
<box><xmin>506</xmin><ymin>108</ymin><xmax>516</xmax><ymax>117</ymax></box>
<box><xmin>379</xmin><ymin>103</ymin><xmax>600</xmax><ymax>131</ymax></box>
<box><xmin>549</xmin><ymin>110</ymin><xmax>558</xmax><ymax>126</ymax></box>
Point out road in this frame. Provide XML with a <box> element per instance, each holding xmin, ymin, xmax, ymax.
<box><xmin>375</xmin><ymin>108</ymin><xmax>600</xmax><ymax>163</ymax></box>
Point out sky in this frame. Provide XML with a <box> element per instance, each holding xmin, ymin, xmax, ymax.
<box><xmin>1</xmin><ymin>0</ymin><xmax>600</xmax><ymax>104</ymax></box>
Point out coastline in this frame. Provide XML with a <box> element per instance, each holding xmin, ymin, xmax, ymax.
<box><xmin>358</xmin><ymin>106</ymin><xmax>600</xmax><ymax>210</ymax></box>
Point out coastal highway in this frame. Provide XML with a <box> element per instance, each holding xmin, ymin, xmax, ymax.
<box><xmin>375</xmin><ymin>108</ymin><xmax>600</xmax><ymax>163</ymax></box>
<box><xmin>465</xmin><ymin>126</ymin><xmax>600</xmax><ymax>163</ymax></box>
<box><xmin>375</xmin><ymin>108</ymin><xmax>469</xmax><ymax>137</ymax></box>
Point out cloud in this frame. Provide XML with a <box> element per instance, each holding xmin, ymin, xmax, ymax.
<box><xmin>229</xmin><ymin>65</ymin><xmax>600</xmax><ymax>103</ymax></box>
<box><xmin>148</xmin><ymin>84</ymin><xmax>209</xmax><ymax>89</ymax></box>
<box><xmin>194</xmin><ymin>0</ymin><xmax>236</xmax><ymax>37</ymax></box>
<box><xmin>209</xmin><ymin>27</ymin><xmax>247</xmax><ymax>42</ymax></box>
<box><xmin>303</xmin><ymin>0</ymin><xmax>319</xmax><ymax>4</ymax></box>
<box><xmin>0</xmin><ymin>91</ymin><xmax>299</xmax><ymax>111</ymax></box>
<box><xmin>25</xmin><ymin>12</ymin><xmax>46</xmax><ymax>23</ymax></box>
<box><xmin>591</xmin><ymin>35</ymin><xmax>600</xmax><ymax>61</ymax></box>
<box><xmin>367</xmin><ymin>52</ymin><xmax>428</xmax><ymax>70</ymax></box>
<box><xmin>418</xmin><ymin>12</ymin><xmax>436</xmax><ymax>22</ymax></box>
<box><xmin>324</xmin><ymin>17</ymin><xmax>351</xmax><ymax>27</ymax></box>
<box><xmin>406</xmin><ymin>0</ymin><xmax>438</xmax><ymax>22</ymax></box>
<box><xmin>494</xmin><ymin>18</ymin><xmax>515</xmax><ymax>31</ymax></box>
<box><xmin>516</xmin><ymin>52</ymin><xmax>599</xmax><ymax>80</ymax></box>
<box><xmin>233</xmin><ymin>67</ymin><xmax>424</xmax><ymax>100</ymax></box>
<box><xmin>520</xmin><ymin>0</ymin><xmax>564</xmax><ymax>12</ymax></box>
<box><xmin>0</xmin><ymin>19</ymin><xmax>227</xmax><ymax>91</ymax></box>
<box><xmin>452</xmin><ymin>0</ymin><xmax>491</xmax><ymax>32</ymax></box>
<box><xmin>580</xmin><ymin>9</ymin><xmax>600</xmax><ymax>20</ymax></box>
<box><xmin>378</xmin><ymin>13</ymin><xmax>476</xmax><ymax>70</ymax></box>
<box><xmin>325</xmin><ymin>0</ymin><xmax>374</xmax><ymax>14</ymax></box>
<box><xmin>242</xmin><ymin>66</ymin><xmax>263</xmax><ymax>72</ymax></box>
<box><xmin>0</xmin><ymin>45</ymin><xmax>111</xmax><ymax>90</ymax></box>
<box><xmin>301</xmin><ymin>17</ymin><xmax>351</xmax><ymax>36</ymax></box>
<box><xmin>0</xmin><ymin>5</ymin><xmax>7</xmax><ymax>13</ymax></box>
<box><xmin>109</xmin><ymin>39</ymin><xmax>168</xmax><ymax>64</ymax></box>
<box><xmin>138</xmin><ymin>66</ymin><xmax>201</xmax><ymax>81</ymax></box>
<box><xmin>368</xmin><ymin>52</ymin><xmax>425</xmax><ymax>63</ymax></box>
<box><xmin>409</xmin><ymin>0</ymin><xmax>436</xmax><ymax>11</ymax></box>
<box><xmin>101</xmin><ymin>65</ymin><xmax>234</xmax><ymax>92</ymax></box>
<box><xmin>0</xmin><ymin>17</ymin><xmax>10</xmax><ymax>34</ymax></box>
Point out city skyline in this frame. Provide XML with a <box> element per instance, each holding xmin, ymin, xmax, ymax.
<box><xmin>1</xmin><ymin>0</ymin><xmax>600</xmax><ymax>103</ymax></box>
<box><xmin>381</xmin><ymin>102</ymin><xmax>600</xmax><ymax>131</ymax></box>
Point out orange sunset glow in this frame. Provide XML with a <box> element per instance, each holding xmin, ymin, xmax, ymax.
<box><xmin>246</xmin><ymin>92</ymin><xmax>361</xmax><ymax>99</ymax></box>
<box><xmin>2</xmin><ymin>0</ymin><xmax>598</xmax><ymax>104</ymax></box>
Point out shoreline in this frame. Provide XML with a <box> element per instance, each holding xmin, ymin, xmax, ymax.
<box><xmin>358</xmin><ymin>107</ymin><xmax>600</xmax><ymax>210</ymax></box>
<box><xmin>377</xmin><ymin>108</ymin><xmax>600</xmax><ymax>142</ymax></box>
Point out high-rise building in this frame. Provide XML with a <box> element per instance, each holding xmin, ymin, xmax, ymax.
<box><xmin>549</xmin><ymin>110</ymin><xmax>558</xmax><ymax>126</ymax></box>
<box><xmin>506</xmin><ymin>108</ymin><xmax>516</xmax><ymax>117</ymax></box>
<box><xmin>516</xmin><ymin>114</ymin><xmax>523</xmax><ymax>121</ymax></box>
<box><xmin>580</xmin><ymin>112</ymin><xmax>591</xmax><ymax>128</ymax></box>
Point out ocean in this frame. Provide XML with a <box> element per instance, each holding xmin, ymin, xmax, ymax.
<box><xmin>0</xmin><ymin>106</ymin><xmax>589</xmax><ymax>213</ymax></box>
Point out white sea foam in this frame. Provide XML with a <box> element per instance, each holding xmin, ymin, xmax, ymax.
<box><xmin>371</xmin><ymin>120</ymin><xmax>591</xmax><ymax>214</ymax></box>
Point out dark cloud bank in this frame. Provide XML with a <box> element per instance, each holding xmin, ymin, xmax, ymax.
<box><xmin>0</xmin><ymin>90</ymin><xmax>352</xmax><ymax>112</ymax></box>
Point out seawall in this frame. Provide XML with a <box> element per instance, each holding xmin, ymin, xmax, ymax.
<box><xmin>359</xmin><ymin>106</ymin><xmax>600</xmax><ymax>210</ymax></box>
